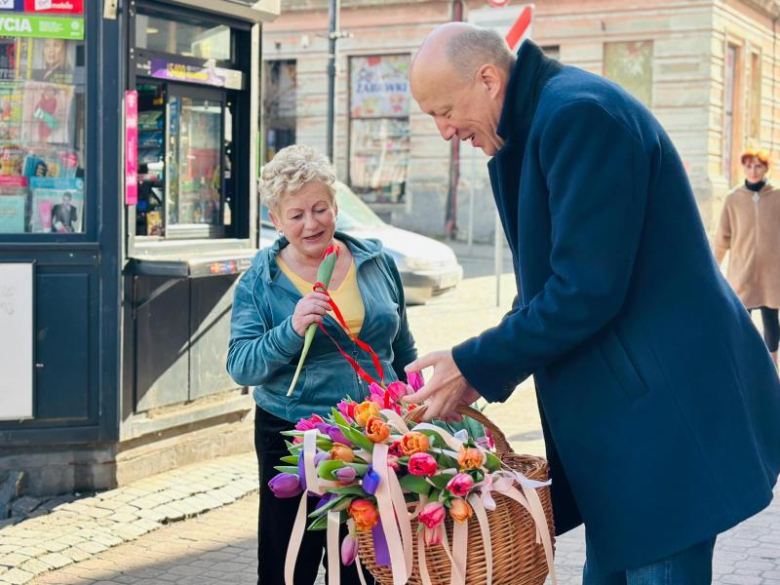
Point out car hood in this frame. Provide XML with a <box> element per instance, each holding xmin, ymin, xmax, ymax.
<box><xmin>345</xmin><ymin>226</ymin><xmax>458</xmax><ymax>265</ymax></box>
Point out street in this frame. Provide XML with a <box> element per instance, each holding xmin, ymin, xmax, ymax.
<box><xmin>16</xmin><ymin>245</ymin><xmax>780</xmax><ymax>585</ymax></box>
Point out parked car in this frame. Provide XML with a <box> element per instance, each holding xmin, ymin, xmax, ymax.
<box><xmin>260</xmin><ymin>182</ymin><xmax>463</xmax><ymax>304</ymax></box>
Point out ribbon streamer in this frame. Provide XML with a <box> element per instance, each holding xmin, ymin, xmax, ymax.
<box><xmin>451</xmin><ymin>519</ymin><xmax>468</xmax><ymax>585</ymax></box>
<box><xmin>285</xmin><ymin>493</ymin><xmax>309</xmax><ymax>585</ymax></box>
<box><xmin>373</xmin><ymin>444</ymin><xmax>409</xmax><ymax>585</ymax></box>
<box><xmin>327</xmin><ymin>511</ymin><xmax>341</xmax><ymax>585</ymax></box>
<box><xmin>469</xmin><ymin>495</ymin><xmax>493</xmax><ymax>585</ymax></box>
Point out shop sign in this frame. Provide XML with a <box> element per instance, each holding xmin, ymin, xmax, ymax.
<box><xmin>125</xmin><ymin>90</ymin><xmax>138</xmax><ymax>206</ymax></box>
<box><xmin>149</xmin><ymin>58</ymin><xmax>243</xmax><ymax>90</ymax></box>
<box><xmin>350</xmin><ymin>55</ymin><xmax>410</xmax><ymax>118</ymax></box>
<box><xmin>0</xmin><ymin>0</ymin><xmax>23</xmax><ymax>11</ymax></box>
<box><xmin>24</xmin><ymin>0</ymin><xmax>83</xmax><ymax>14</ymax></box>
<box><xmin>0</xmin><ymin>14</ymin><xmax>84</xmax><ymax>39</ymax></box>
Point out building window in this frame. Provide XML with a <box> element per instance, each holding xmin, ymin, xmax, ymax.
<box><xmin>748</xmin><ymin>51</ymin><xmax>762</xmax><ymax>142</ymax></box>
<box><xmin>348</xmin><ymin>54</ymin><xmax>410</xmax><ymax>204</ymax></box>
<box><xmin>0</xmin><ymin>10</ymin><xmax>86</xmax><ymax>235</ymax></box>
<box><xmin>723</xmin><ymin>43</ymin><xmax>742</xmax><ymax>185</ymax></box>
<box><xmin>603</xmin><ymin>41</ymin><xmax>653</xmax><ymax>107</ymax></box>
<box><xmin>264</xmin><ymin>60</ymin><xmax>296</xmax><ymax>163</ymax></box>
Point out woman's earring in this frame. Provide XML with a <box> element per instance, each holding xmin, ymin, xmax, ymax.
<box><xmin>277</xmin><ymin>230</ymin><xmax>284</xmax><ymax>237</ymax></box>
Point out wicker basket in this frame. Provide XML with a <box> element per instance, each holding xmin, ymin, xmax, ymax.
<box><xmin>356</xmin><ymin>406</ymin><xmax>555</xmax><ymax>585</ymax></box>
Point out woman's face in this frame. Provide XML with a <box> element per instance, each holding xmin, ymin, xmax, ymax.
<box><xmin>43</xmin><ymin>39</ymin><xmax>65</xmax><ymax>70</ymax></box>
<box><xmin>270</xmin><ymin>181</ymin><xmax>337</xmax><ymax>260</ymax></box>
<box><xmin>743</xmin><ymin>156</ymin><xmax>768</xmax><ymax>184</ymax></box>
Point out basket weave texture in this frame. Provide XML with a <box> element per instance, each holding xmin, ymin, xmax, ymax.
<box><xmin>356</xmin><ymin>406</ymin><xmax>555</xmax><ymax>585</ymax></box>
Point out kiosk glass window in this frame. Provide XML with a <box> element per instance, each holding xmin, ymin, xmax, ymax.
<box><xmin>135</xmin><ymin>14</ymin><xmax>232</xmax><ymax>62</ymax></box>
<box><xmin>0</xmin><ymin>13</ymin><xmax>86</xmax><ymax>235</ymax></box>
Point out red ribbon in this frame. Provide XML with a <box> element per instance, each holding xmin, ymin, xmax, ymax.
<box><xmin>313</xmin><ymin>280</ymin><xmax>385</xmax><ymax>388</ymax></box>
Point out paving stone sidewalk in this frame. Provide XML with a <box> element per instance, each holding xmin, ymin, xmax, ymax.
<box><xmin>0</xmin><ymin>454</ymin><xmax>259</xmax><ymax>585</ymax></box>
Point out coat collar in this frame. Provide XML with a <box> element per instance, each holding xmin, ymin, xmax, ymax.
<box><xmin>496</xmin><ymin>40</ymin><xmax>563</xmax><ymax>146</ymax></box>
<box><xmin>738</xmin><ymin>182</ymin><xmax>775</xmax><ymax>197</ymax></box>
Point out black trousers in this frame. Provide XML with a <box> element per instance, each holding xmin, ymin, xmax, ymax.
<box><xmin>750</xmin><ymin>307</ymin><xmax>780</xmax><ymax>352</ymax></box>
<box><xmin>255</xmin><ymin>406</ymin><xmax>373</xmax><ymax>585</ymax></box>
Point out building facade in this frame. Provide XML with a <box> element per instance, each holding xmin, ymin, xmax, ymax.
<box><xmin>262</xmin><ymin>0</ymin><xmax>780</xmax><ymax>239</ymax></box>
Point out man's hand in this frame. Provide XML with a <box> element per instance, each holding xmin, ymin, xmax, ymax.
<box><xmin>403</xmin><ymin>350</ymin><xmax>482</xmax><ymax>421</ymax></box>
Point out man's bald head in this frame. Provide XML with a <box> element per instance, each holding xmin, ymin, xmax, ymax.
<box><xmin>411</xmin><ymin>23</ymin><xmax>515</xmax><ymax>85</ymax></box>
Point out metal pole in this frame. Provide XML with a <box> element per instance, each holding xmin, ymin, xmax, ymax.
<box><xmin>494</xmin><ymin>211</ymin><xmax>503</xmax><ymax>307</ymax></box>
<box><xmin>467</xmin><ymin>148</ymin><xmax>476</xmax><ymax>254</ymax></box>
<box><xmin>326</xmin><ymin>0</ymin><xmax>339</xmax><ymax>162</ymax></box>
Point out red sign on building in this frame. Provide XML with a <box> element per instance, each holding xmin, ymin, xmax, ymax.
<box><xmin>23</xmin><ymin>0</ymin><xmax>83</xmax><ymax>14</ymax></box>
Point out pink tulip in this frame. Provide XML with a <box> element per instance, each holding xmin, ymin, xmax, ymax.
<box><xmin>407</xmin><ymin>371</ymin><xmax>424</xmax><ymax>391</ymax></box>
<box><xmin>446</xmin><ymin>473</ymin><xmax>475</xmax><ymax>497</ymax></box>
<box><xmin>341</xmin><ymin>533</ymin><xmax>359</xmax><ymax>566</ymax></box>
<box><xmin>386</xmin><ymin>381</ymin><xmax>412</xmax><ymax>402</ymax></box>
<box><xmin>295</xmin><ymin>414</ymin><xmax>324</xmax><ymax>432</ymax></box>
<box><xmin>368</xmin><ymin>382</ymin><xmax>386</xmax><ymax>407</ymax></box>
<box><xmin>418</xmin><ymin>502</ymin><xmax>446</xmax><ymax>528</ymax></box>
<box><xmin>408</xmin><ymin>453</ymin><xmax>437</xmax><ymax>477</ymax></box>
<box><xmin>337</xmin><ymin>400</ymin><xmax>356</xmax><ymax>422</ymax></box>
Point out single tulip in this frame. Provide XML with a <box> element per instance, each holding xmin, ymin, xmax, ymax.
<box><xmin>298</xmin><ymin>451</ymin><xmax>330</xmax><ymax>493</ymax></box>
<box><xmin>449</xmin><ymin>498</ymin><xmax>473</xmax><ymax>523</ymax></box>
<box><xmin>368</xmin><ymin>382</ymin><xmax>386</xmax><ymax>407</ymax></box>
<box><xmin>315</xmin><ymin>422</ymin><xmax>351</xmax><ymax>446</ymax></box>
<box><xmin>341</xmin><ymin>533</ymin><xmax>359</xmax><ymax>566</ymax></box>
<box><xmin>295</xmin><ymin>414</ymin><xmax>324</xmax><ymax>432</ymax></box>
<box><xmin>386</xmin><ymin>454</ymin><xmax>401</xmax><ymax>472</ymax></box>
<box><xmin>331</xmin><ymin>443</ymin><xmax>356</xmax><ymax>463</ymax></box>
<box><xmin>268</xmin><ymin>473</ymin><xmax>302</xmax><ymax>498</ymax></box>
<box><xmin>400</xmin><ymin>431</ymin><xmax>430</xmax><ymax>456</ymax></box>
<box><xmin>389</xmin><ymin>440</ymin><xmax>404</xmax><ymax>457</ymax></box>
<box><xmin>354</xmin><ymin>401</ymin><xmax>381</xmax><ymax>427</ymax></box>
<box><xmin>418</xmin><ymin>502</ymin><xmax>446</xmax><ymax>528</ymax></box>
<box><xmin>349</xmin><ymin>499</ymin><xmax>379</xmax><ymax>531</ymax></box>
<box><xmin>446</xmin><ymin>473</ymin><xmax>475</xmax><ymax>497</ymax></box>
<box><xmin>458</xmin><ymin>446</ymin><xmax>483</xmax><ymax>471</ymax></box>
<box><xmin>407</xmin><ymin>371</ymin><xmax>424</xmax><ymax>391</ymax></box>
<box><xmin>334</xmin><ymin>467</ymin><xmax>357</xmax><ymax>483</ymax></box>
<box><xmin>386</xmin><ymin>380</ymin><xmax>412</xmax><ymax>402</ymax></box>
<box><xmin>408</xmin><ymin>452</ymin><xmax>437</xmax><ymax>477</ymax></box>
<box><xmin>337</xmin><ymin>400</ymin><xmax>356</xmax><ymax>422</ymax></box>
<box><xmin>365</xmin><ymin>416</ymin><xmax>390</xmax><ymax>443</ymax></box>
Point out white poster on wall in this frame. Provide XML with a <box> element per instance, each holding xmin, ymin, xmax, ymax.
<box><xmin>0</xmin><ymin>262</ymin><xmax>34</xmax><ymax>420</ymax></box>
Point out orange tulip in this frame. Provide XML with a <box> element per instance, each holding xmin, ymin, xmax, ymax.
<box><xmin>458</xmin><ymin>446</ymin><xmax>483</xmax><ymax>471</ymax></box>
<box><xmin>349</xmin><ymin>499</ymin><xmax>379</xmax><ymax>531</ymax></box>
<box><xmin>400</xmin><ymin>431</ymin><xmax>430</xmax><ymax>456</ymax></box>
<box><xmin>331</xmin><ymin>443</ymin><xmax>355</xmax><ymax>463</ymax></box>
<box><xmin>449</xmin><ymin>498</ymin><xmax>473</xmax><ymax>523</ymax></box>
<box><xmin>354</xmin><ymin>401</ymin><xmax>381</xmax><ymax>427</ymax></box>
<box><xmin>365</xmin><ymin>416</ymin><xmax>390</xmax><ymax>443</ymax></box>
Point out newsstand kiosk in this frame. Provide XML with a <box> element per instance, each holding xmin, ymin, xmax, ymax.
<box><xmin>0</xmin><ymin>0</ymin><xmax>279</xmax><ymax>495</ymax></box>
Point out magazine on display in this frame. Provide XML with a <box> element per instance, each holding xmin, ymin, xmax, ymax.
<box><xmin>20</xmin><ymin>81</ymin><xmax>74</xmax><ymax>145</ymax></box>
<box><xmin>29</xmin><ymin>177</ymin><xmax>83</xmax><ymax>234</ymax></box>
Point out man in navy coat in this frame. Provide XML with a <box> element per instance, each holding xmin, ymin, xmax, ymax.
<box><xmin>406</xmin><ymin>22</ymin><xmax>780</xmax><ymax>583</ymax></box>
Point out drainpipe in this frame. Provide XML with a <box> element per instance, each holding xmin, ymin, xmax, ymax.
<box><xmin>445</xmin><ymin>0</ymin><xmax>465</xmax><ymax>239</ymax></box>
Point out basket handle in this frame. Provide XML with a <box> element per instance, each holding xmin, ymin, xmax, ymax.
<box><xmin>403</xmin><ymin>404</ymin><xmax>512</xmax><ymax>455</ymax></box>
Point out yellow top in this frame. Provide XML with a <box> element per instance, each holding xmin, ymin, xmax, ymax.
<box><xmin>277</xmin><ymin>257</ymin><xmax>365</xmax><ymax>335</ymax></box>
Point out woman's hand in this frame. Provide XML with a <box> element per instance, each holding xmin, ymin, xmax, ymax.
<box><xmin>292</xmin><ymin>292</ymin><xmax>332</xmax><ymax>336</ymax></box>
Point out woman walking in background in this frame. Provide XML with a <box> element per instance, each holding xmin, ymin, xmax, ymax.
<box><xmin>715</xmin><ymin>148</ymin><xmax>780</xmax><ymax>370</ymax></box>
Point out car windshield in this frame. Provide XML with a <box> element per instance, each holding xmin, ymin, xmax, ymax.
<box><xmin>259</xmin><ymin>182</ymin><xmax>387</xmax><ymax>231</ymax></box>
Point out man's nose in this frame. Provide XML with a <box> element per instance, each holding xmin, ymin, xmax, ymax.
<box><xmin>435</xmin><ymin>118</ymin><xmax>457</xmax><ymax>141</ymax></box>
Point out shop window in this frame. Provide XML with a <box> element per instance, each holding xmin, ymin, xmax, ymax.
<box><xmin>348</xmin><ymin>54</ymin><xmax>410</xmax><ymax>205</ymax></box>
<box><xmin>603</xmin><ymin>41</ymin><xmax>653</xmax><ymax>108</ymax></box>
<box><xmin>264</xmin><ymin>59</ymin><xmax>296</xmax><ymax>162</ymax></box>
<box><xmin>0</xmin><ymin>10</ymin><xmax>86</xmax><ymax>235</ymax></box>
<box><xmin>135</xmin><ymin>13</ymin><xmax>232</xmax><ymax>62</ymax></box>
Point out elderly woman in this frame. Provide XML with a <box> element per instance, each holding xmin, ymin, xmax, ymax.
<box><xmin>715</xmin><ymin>148</ymin><xmax>780</xmax><ymax>370</ymax></box>
<box><xmin>227</xmin><ymin>144</ymin><xmax>415</xmax><ymax>584</ymax></box>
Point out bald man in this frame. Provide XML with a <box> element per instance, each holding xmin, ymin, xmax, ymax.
<box><xmin>404</xmin><ymin>23</ymin><xmax>780</xmax><ymax>585</ymax></box>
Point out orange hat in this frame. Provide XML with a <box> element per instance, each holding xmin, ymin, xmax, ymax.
<box><xmin>740</xmin><ymin>148</ymin><xmax>771</xmax><ymax>167</ymax></box>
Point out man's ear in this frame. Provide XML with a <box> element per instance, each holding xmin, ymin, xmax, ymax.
<box><xmin>477</xmin><ymin>63</ymin><xmax>504</xmax><ymax>99</ymax></box>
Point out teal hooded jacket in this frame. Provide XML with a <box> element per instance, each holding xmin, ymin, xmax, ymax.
<box><xmin>227</xmin><ymin>232</ymin><xmax>417</xmax><ymax>422</ymax></box>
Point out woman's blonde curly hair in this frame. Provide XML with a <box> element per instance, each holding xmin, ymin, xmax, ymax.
<box><xmin>260</xmin><ymin>145</ymin><xmax>336</xmax><ymax>215</ymax></box>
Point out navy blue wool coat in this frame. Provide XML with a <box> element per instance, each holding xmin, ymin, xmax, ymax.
<box><xmin>452</xmin><ymin>41</ymin><xmax>780</xmax><ymax>571</ymax></box>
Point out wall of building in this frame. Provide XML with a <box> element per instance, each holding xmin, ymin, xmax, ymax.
<box><xmin>262</xmin><ymin>0</ymin><xmax>780</xmax><ymax>240</ymax></box>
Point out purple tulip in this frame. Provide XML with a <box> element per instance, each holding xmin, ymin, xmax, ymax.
<box><xmin>315</xmin><ymin>422</ymin><xmax>351</xmax><ymax>446</ymax></box>
<box><xmin>361</xmin><ymin>466</ymin><xmax>380</xmax><ymax>495</ymax></box>
<box><xmin>334</xmin><ymin>467</ymin><xmax>357</xmax><ymax>482</ymax></box>
<box><xmin>268</xmin><ymin>473</ymin><xmax>302</xmax><ymax>498</ymax></box>
<box><xmin>341</xmin><ymin>533</ymin><xmax>359</xmax><ymax>566</ymax></box>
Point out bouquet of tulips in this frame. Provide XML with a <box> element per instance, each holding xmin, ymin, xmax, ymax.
<box><xmin>267</xmin><ymin>372</ymin><xmax>557</xmax><ymax>585</ymax></box>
